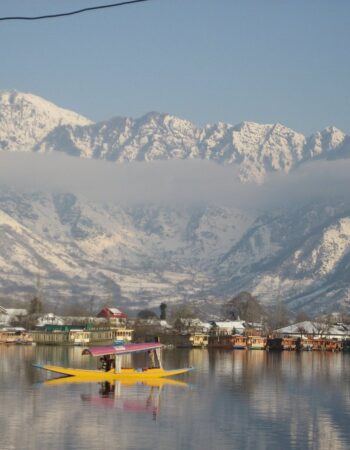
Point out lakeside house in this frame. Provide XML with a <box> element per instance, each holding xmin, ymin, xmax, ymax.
<box><xmin>36</xmin><ymin>313</ymin><xmax>107</xmax><ymax>328</ymax></box>
<box><xmin>97</xmin><ymin>307</ymin><xmax>127</xmax><ymax>327</ymax></box>
<box><xmin>274</xmin><ymin>321</ymin><xmax>350</xmax><ymax>340</ymax></box>
<box><xmin>210</xmin><ymin>320</ymin><xmax>246</xmax><ymax>336</ymax></box>
<box><xmin>36</xmin><ymin>313</ymin><xmax>65</xmax><ymax>327</ymax></box>
<box><xmin>0</xmin><ymin>306</ymin><xmax>28</xmax><ymax>327</ymax></box>
<box><xmin>174</xmin><ymin>318</ymin><xmax>211</xmax><ymax>333</ymax></box>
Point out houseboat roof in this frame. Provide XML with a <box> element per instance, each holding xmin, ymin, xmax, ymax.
<box><xmin>5</xmin><ymin>308</ymin><xmax>27</xmax><ymax>316</ymax></box>
<box><xmin>211</xmin><ymin>320</ymin><xmax>246</xmax><ymax>329</ymax></box>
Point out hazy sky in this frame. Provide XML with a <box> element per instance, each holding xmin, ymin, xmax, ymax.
<box><xmin>0</xmin><ymin>0</ymin><xmax>349</xmax><ymax>134</ymax></box>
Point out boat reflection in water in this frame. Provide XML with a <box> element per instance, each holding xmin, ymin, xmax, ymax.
<box><xmin>43</xmin><ymin>376</ymin><xmax>188</xmax><ymax>420</ymax></box>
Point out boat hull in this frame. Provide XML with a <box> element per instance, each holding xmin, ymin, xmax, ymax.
<box><xmin>44</xmin><ymin>375</ymin><xmax>189</xmax><ymax>387</ymax></box>
<box><xmin>33</xmin><ymin>364</ymin><xmax>192</xmax><ymax>380</ymax></box>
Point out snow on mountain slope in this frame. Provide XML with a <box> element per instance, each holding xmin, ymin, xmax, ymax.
<box><xmin>305</xmin><ymin>127</ymin><xmax>346</xmax><ymax>159</ymax></box>
<box><xmin>216</xmin><ymin>200</ymin><xmax>350</xmax><ymax>312</ymax></box>
<box><xmin>293</xmin><ymin>218</ymin><xmax>350</xmax><ymax>277</ymax></box>
<box><xmin>0</xmin><ymin>206</ymin><xmax>89</xmax><ymax>295</ymax></box>
<box><xmin>35</xmin><ymin>112</ymin><xmax>202</xmax><ymax>161</ymax></box>
<box><xmin>0</xmin><ymin>189</ymin><xmax>254</xmax><ymax>271</ymax></box>
<box><xmin>0</xmin><ymin>91</ymin><xmax>92</xmax><ymax>152</ymax></box>
<box><xmin>0</xmin><ymin>188</ymin><xmax>256</xmax><ymax>307</ymax></box>
<box><xmin>0</xmin><ymin>184</ymin><xmax>348</xmax><ymax>313</ymax></box>
<box><xmin>0</xmin><ymin>184</ymin><xmax>350</xmax><ymax>313</ymax></box>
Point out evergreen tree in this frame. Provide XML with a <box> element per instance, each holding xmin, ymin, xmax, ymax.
<box><xmin>29</xmin><ymin>295</ymin><xmax>43</xmax><ymax>315</ymax></box>
<box><xmin>160</xmin><ymin>302</ymin><xmax>167</xmax><ymax>320</ymax></box>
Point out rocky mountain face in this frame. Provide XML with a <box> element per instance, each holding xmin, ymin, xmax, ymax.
<box><xmin>0</xmin><ymin>90</ymin><xmax>350</xmax><ymax>314</ymax></box>
<box><xmin>35</xmin><ymin>117</ymin><xmax>349</xmax><ymax>182</ymax></box>
<box><xmin>0</xmin><ymin>91</ymin><xmax>91</xmax><ymax>152</ymax></box>
<box><xmin>0</xmin><ymin>188</ymin><xmax>254</xmax><ymax>310</ymax></box>
<box><xmin>1</xmin><ymin>91</ymin><xmax>348</xmax><ymax>180</ymax></box>
<box><xmin>216</xmin><ymin>199</ymin><xmax>350</xmax><ymax>312</ymax></box>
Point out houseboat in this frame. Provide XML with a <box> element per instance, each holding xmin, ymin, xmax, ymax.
<box><xmin>0</xmin><ymin>329</ymin><xmax>33</xmax><ymax>344</ymax></box>
<box><xmin>208</xmin><ymin>335</ymin><xmax>233</xmax><ymax>349</ymax></box>
<box><xmin>322</xmin><ymin>338</ymin><xmax>342</xmax><ymax>352</ymax></box>
<box><xmin>176</xmin><ymin>332</ymin><xmax>208</xmax><ymax>348</ymax></box>
<box><xmin>295</xmin><ymin>337</ymin><xmax>313</xmax><ymax>351</ymax></box>
<box><xmin>30</xmin><ymin>325</ymin><xmax>133</xmax><ymax>346</ymax></box>
<box><xmin>188</xmin><ymin>332</ymin><xmax>209</xmax><ymax>348</ymax></box>
<box><xmin>208</xmin><ymin>334</ymin><xmax>247</xmax><ymax>349</ymax></box>
<box><xmin>171</xmin><ymin>332</ymin><xmax>209</xmax><ymax>348</ymax></box>
<box><xmin>0</xmin><ymin>329</ymin><xmax>18</xmax><ymax>344</ymax></box>
<box><xmin>303</xmin><ymin>337</ymin><xmax>342</xmax><ymax>351</ymax></box>
<box><xmin>343</xmin><ymin>339</ymin><xmax>350</xmax><ymax>352</ymax></box>
<box><xmin>247</xmin><ymin>336</ymin><xmax>266</xmax><ymax>350</ymax></box>
<box><xmin>232</xmin><ymin>335</ymin><xmax>247</xmax><ymax>350</ymax></box>
<box><xmin>267</xmin><ymin>337</ymin><xmax>298</xmax><ymax>351</ymax></box>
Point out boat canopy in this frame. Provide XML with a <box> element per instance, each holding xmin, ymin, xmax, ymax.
<box><xmin>82</xmin><ymin>342</ymin><xmax>163</xmax><ymax>357</ymax></box>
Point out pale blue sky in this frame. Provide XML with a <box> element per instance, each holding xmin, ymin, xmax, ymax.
<box><xmin>0</xmin><ymin>0</ymin><xmax>349</xmax><ymax>134</ymax></box>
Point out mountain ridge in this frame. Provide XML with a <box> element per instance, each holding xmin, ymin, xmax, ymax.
<box><xmin>1</xmin><ymin>90</ymin><xmax>348</xmax><ymax>181</ymax></box>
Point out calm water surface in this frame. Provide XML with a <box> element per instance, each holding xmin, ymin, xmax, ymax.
<box><xmin>0</xmin><ymin>346</ymin><xmax>350</xmax><ymax>450</ymax></box>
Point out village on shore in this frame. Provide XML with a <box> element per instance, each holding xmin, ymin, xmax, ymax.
<box><xmin>1</xmin><ymin>291</ymin><xmax>350</xmax><ymax>352</ymax></box>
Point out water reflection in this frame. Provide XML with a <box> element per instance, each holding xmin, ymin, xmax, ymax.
<box><xmin>80</xmin><ymin>379</ymin><xmax>187</xmax><ymax>421</ymax></box>
<box><xmin>43</xmin><ymin>375</ymin><xmax>188</xmax><ymax>420</ymax></box>
<box><xmin>0</xmin><ymin>346</ymin><xmax>350</xmax><ymax>450</ymax></box>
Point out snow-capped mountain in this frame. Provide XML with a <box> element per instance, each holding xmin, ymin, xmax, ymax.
<box><xmin>35</xmin><ymin>116</ymin><xmax>347</xmax><ymax>182</ymax></box>
<box><xmin>0</xmin><ymin>91</ymin><xmax>91</xmax><ymax>152</ymax></box>
<box><xmin>1</xmin><ymin>91</ymin><xmax>349</xmax><ymax>180</ymax></box>
<box><xmin>1</xmin><ymin>90</ymin><xmax>350</xmax><ymax>314</ymax></box>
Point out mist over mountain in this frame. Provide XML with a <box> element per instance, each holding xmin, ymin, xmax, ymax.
<box><xmin>1</xmin><ymin>90</ymin><xmax>350</xmax><ymax>314</ymax></box>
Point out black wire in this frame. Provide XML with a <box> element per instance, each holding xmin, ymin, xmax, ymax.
<box><xmin>0</xmin><ymin>0</ymin><xmax>151</xmax><ymax>21</ymax></box>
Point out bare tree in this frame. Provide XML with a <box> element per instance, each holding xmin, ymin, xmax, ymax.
<box><xmin>296</xmin><ymin>325</ymin><xmax>308</xmax><ymax>337</ymax></box>
<box><xmin>223</xmin><ymin>292</ymin><xmax>264</xmax><ymax>323</ymax></box>
<box><xmin>265</xmin><ymin>300</ymin><xmax>291</xmax><ymax>331</ymax></box>
<box><xmin>295</xmin><ymin>310</ymin><xmax>310</xmax><ymax>322</ymax></box>
<box><xmin>137</xmin><ymin>309</ymin><xmax>158</xmax><ymax>320</ymax></box>
<box><xmin>169</xmin><ymin>304</ymin><xmax>198</xmax><ymax>323</ymax></box>
<box><xmin>313</xmin><ymin>315</ymin><xmax>333</xmax><ymax>337</ymax></box>
<box><xmin>62</xmin><ymin>301</ymin><xmax>90</xmax><ymax>317</ymax></box>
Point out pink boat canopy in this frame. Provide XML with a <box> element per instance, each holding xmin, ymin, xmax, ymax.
<box><xmin>82</xmin><ymin>342</ymin><xmax>163</xmax><ymax>357</ymax></box>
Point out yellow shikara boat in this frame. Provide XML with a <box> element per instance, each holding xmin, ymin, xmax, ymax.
<box><xmin>34</xmin><ymin>342</ymin><xmax>192</xmax><ymax>381</ymax></box>
<box><xmin>43</xmin><ymin>374</ymin><xmax>189</xmax><ymax>387</ymax></box>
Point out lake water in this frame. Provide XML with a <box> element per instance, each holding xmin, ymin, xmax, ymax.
<box><xmin>0</xmin><ymin>345</ymin><xmax>350</xmax><ymax>450</ymax></box>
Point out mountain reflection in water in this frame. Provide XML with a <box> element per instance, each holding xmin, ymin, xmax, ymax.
<box><xmin>0</xmin><ymin>346</ymin><xmax>350</xmax><ymax>450</ymax></box>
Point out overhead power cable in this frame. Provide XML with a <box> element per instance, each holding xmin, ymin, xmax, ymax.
<box><xmin>0</xmin><ymin>0</ymin><xmax>151</xmax><ymax>22</ymax></box>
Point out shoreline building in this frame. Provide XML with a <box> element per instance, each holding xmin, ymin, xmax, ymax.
<box><xmin>30</xmin><ymin>306</ymin><xmax>133</xmax><ymax>346</ymax></box>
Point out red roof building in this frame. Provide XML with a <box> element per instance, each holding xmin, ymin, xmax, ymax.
<box><xmin>97</xmin><ymin>307</ymin><xmax>127</xmax><ymax>326</ymax></box>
